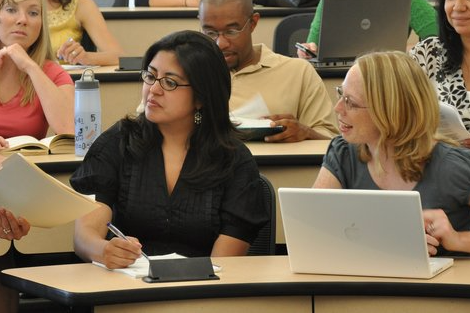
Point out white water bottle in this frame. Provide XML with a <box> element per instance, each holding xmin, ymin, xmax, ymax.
<box><xmin>74</xmin><ymin>69</ymin><xmax>101</xmax><ymax>157</ymax></box>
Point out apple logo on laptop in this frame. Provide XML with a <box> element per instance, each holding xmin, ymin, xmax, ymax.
<box><xmin>344</xmin><ymin>223</ymin><xmax>361</xmax><ymax>241</ymax></box>
<box><xmin>360</xmin><ymin>19</ymin><xmax>371</xmax><ymax>31</ymax></box>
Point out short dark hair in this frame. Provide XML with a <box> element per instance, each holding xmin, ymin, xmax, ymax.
<box><xmin>121</xmin><ymin>30</ymin><xmax>239</xmax><ymax>189</ymax></box>
<box><xmin>438</xmin><ymin>0</ymin><xmax>463</xmax><ymax>73</ymax></box>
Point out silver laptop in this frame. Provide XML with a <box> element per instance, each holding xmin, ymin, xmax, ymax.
<box><xmin>279</xmin><ymin>188</ymin><xmax>454</xmax><ymax>279</ymax></box>
<box><xmin>311</xmin><ymin>0</ymin><xmax>411</xmax><ymax>69</ymax></box>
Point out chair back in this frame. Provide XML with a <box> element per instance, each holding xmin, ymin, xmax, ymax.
<box><xmin>272</xmin><ymin>12</ymin><xmax>314</xmax><ymax>57</ymax></box>
<box><xmin>248</xmin><ymin>174</ymin><xmax>276</xmax><ymax>255</ymax></box>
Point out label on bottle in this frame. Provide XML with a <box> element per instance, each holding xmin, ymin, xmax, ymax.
<box><xmin>75</xmin><ymin>111</ymin><xmax>101</xmax><ymax>157</ymax></box>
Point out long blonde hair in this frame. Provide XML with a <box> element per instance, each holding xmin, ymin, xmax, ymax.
<box><xmin>0</xmin><ymin>0</ymin><xmax>55</xmax><ymax>106</ymax></box>
<box><xmin>355</xmin><ymin>51</ymin><xmax>439</xmax><ymax>182</ymax></box>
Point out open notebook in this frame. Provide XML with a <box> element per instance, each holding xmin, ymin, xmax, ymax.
<box><xmin>279</xmin><ymin>188</ymin><xmax>453</xmax><ymax>279</ymax></box>
<box><xmin>93</xmin><ymin>253</ymin><xmax>221</xmax><ymax>278</ymax></box>
<box><xmin>310</xmin><ymin>0</ymin><xmax>411</xmax><ymax>70</ymax></box>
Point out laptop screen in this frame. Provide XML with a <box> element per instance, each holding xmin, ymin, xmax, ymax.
<box><xmin>316</xmin><ymin>0</ymin><xmax>411</xmax><ymax>62</ymax></box>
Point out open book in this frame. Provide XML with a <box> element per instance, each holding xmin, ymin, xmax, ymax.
<box><xmin>0</xmin><ymin>153</ymin><xmax>99</xmax><ymax>227</ymax></box>
<box><xmin>439</xmin><ymin>103</ymin><xmax>470</xmax><ymax>141</ymax></box>
<box><xmin>230</xmin><ymin>116</ymin><xmax>283</xmax><ymax>141</ymax></box>
<box><xmin>1</xmin><ymin>134</ymin><xmax>75</xmax><ymax>156</ymax></box>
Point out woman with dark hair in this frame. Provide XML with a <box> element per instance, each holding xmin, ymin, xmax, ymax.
<box><xmin>409</xmin><ymin>0</ymin><xmax>470</xmax><ymax>147</ymax></box>
<box><xmin>47</xmin><ymin>0</ymin><xmax>124</xmax><ymax>65</ymax></box>
<box><xmin>70</xmin><ymin>30</ymin><xmax>268</xmax><ymax>269</ymax></box>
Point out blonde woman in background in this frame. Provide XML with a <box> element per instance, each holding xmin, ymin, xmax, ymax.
<box><xmin>0</xmin><ymin>0</ymin><xmax>74</xmax><ymax>309</ymax></box>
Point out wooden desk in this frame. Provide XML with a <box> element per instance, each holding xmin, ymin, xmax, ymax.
<box><xmin>0</xmin><ymin>241</ymin><xmax>10</xmax><ymax>257</ymax></box>
<box><xmin>3</xmin><ymin>255</ymin><xmax>470</xmax><ymax>313</ymax></box>
<box><xmin>100</xmin><ymin>7</ymin><xmax>314</xmax><ymax>56</ymax></box>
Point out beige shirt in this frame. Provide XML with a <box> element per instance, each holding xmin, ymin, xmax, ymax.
<box><xmin>230</xmin><ymin>44</ymin><xmax>338</xmax><ymax>138</ymax></box>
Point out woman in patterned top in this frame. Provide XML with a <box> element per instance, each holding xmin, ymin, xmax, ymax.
<box><xmin>409</xmin><ymin>0</ymin><xmax>470</xmax><ymax>148</ymax></box>
<box><xmin>47</xmin><ymin>0</ymin><xmax>124</xmax><ymax>65</ymax></box>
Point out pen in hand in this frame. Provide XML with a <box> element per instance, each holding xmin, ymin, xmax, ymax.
<box><xmin>106</xmin><ymin>222</ymin><xmax>150</xmax><ymax>260</ymax></box>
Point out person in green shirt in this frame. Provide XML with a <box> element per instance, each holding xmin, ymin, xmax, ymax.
<box><xmin>297</xmin><ymin>0</ymin><xmax>438</xmax><ymax>58</ymax></box>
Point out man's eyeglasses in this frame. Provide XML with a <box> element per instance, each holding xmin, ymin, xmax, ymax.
<box><xmin>202</xmin><ymin>17</ymin><xmax>252</xmax><ymax>41</ymax></box>
<box><xmin>335</xmin><ymin>85</ymin><xmax>368</xmax><ymax>110</ymax></box>
<box><xmin>141</xmin><ymin>70</ymin><xmax>191</xmax><ymax>91</ymax></box>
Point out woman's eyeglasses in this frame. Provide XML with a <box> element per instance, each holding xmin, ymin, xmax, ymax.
<box><xmin>335</xmin><ymin>85</ymin><xmax>368</xmax><ymax>110</ymax></box>
<box><xmin>141</xmin><ymin>70</ymin><xmax>191</xmax><ymax>91</ymax></box>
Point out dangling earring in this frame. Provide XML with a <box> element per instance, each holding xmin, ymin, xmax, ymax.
<box><xmin>194</xmin><ymin>109</ymin><xmax>202</xmax><ymax>125</ymax></box>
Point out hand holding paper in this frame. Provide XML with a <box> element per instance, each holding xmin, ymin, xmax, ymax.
<box><xmin>0</xmin><ymin>153</ymin><xmax>99</xmax><ymax>228</ymax></box>
<box><xmin>0</xmin><ymin>207</ymin><xmax>30</xmax><ymax>240</ymax></box>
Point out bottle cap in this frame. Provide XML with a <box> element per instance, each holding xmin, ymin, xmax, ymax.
<box><xmin>75</xmin><ymin>69</ymin><xmax>99</xmax><ymax>90</ymax></box>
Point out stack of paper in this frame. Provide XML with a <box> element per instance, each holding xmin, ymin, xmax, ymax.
<box><xmin>0</xmin><ymin>153</ymin><xmax>99</xmax><ymax>227</ymax></box>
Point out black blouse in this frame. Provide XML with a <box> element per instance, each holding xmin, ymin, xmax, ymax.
<box><xmin>70</xmin><ymin>123</ymin><xmax>269</xmax><ymax>257</ymax></box>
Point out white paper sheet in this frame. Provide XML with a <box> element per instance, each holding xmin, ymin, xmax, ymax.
<box><xmin>438</xmin><ymin>102</ymin><xmax>470</xmax><ymax>141</ymax></box>
<box><xmin>0</xmin><ymin>153</ymin><xmax>99</xmax><ymax>228</ymax></box>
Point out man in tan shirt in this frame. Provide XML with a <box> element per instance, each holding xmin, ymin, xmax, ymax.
<box><xmin>198</xmin><ymin>0</ymin><xmax>338</xmax><ymax>142</ymax></box>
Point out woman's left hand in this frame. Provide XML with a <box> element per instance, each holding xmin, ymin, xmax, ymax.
<box><xmin>57</xmin><ymin>39</ymin><xmax>87</xmax><ymax>65</ymax></box>
<box><xmin>423</xmin><ymin>209</ymin><xmax>461</xmax><ymax>253</ymax></box>
<box><xmin>0</xmin><ymin>208</ymin><xmax>30</xmax><ymax>241</ymax></box>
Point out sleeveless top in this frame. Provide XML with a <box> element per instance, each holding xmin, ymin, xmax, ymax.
<box><xmin>47</xmin><ymin>0</ymin><xmax>83</xmax><ymax>57</ymax></box>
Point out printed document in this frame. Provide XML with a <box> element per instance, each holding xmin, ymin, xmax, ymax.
<box><xmin>0</xmin><ymin>153</ymin><xmax>99</xmax><ymax>228</ymax></box>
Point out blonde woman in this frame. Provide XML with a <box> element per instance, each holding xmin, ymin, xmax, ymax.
<box><xmin>0</xmin><ymin>0</ymin><xmax>74</xmax><ymax>145</ymax></box>
<box><xmin>314</xmin><ymin>51</ymin><xmax>470</xmax><ymax>257</ymax></box>
<box><xmin>0</xmin><ymin>0</ymin><xmax>74</xmax><ymax>310</ymax></box>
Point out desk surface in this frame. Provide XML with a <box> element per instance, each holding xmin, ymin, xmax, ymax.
<box><xmin>66</xmin><ymin>65</ymin><xmax>140</xmax><ymax>82</ymax></box>
<box><xmin>100</xmin><ymin>6</ymin><xmax>314</xmax><ymax>19</ymax></box>
<box><xmin>2</xmin><ymin>255</ymin><xmax>470</xmax><ymax>308</ymax></box>
<box><xmin>27</xmin><ymin>140</ymin><xmax>328</xmax><ymax>170</ymax></box>
<box><xmin>66</xmin><ymin>63</ymin><xmax>345</xmax><ymax>83</ymax></box>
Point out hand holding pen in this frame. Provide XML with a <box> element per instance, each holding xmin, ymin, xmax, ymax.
<box><xmin>107</xmin><ymin>222</ymin><xmax>149</xmax><ymax>260</ymax></box>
